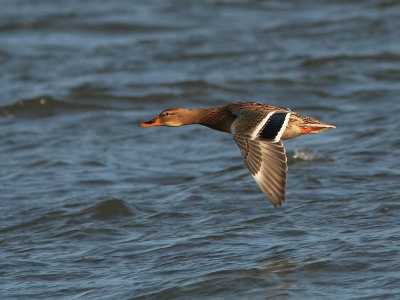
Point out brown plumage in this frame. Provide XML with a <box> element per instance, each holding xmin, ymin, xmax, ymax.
<box><xmin>139</xmin><ymin>102</ymin><xmax>336</xmax><ymax>207</ymax></box>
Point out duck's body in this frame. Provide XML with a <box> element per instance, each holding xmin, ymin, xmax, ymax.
<box><xmin>140</xmin><ymin>102</ymin><xmax>335</xmax><ymax>207</ymax></box>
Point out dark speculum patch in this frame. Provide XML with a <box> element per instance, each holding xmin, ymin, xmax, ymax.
<box><xmin>258</xmin><ymin>113</ymin><xmax>287</xmax><ymax>139</ymax></box>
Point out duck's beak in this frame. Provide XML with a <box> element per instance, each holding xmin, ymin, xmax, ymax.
<box><xmin>139</xmin><ymin>116</ymin><xmax>163</xmax><ymax>127</ymax></box>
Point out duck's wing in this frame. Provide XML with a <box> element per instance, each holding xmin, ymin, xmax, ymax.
<box><xmin>230</xmin><ymin>110</ymin><xmax>290</xmax><ymax>207</ymax></box>
<box><xmin>234</xmin><ymin>136</ymin><xmax>287</xmax><ymax>207</ymax></box>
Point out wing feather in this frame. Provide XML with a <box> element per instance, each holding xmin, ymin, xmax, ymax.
<box><xmin>229</xmin><ymin>108</ymin><xmax>289</xmax><ymax>207</ymax></box>
<box><xmin>234</xmin><ymin>136</ymin><xmax>288</xmax><ymax>207</ymax></box>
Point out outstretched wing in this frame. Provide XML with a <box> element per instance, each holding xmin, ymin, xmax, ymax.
<box><xmin>234</xmin><ymin>136</ymin><xmax>287</xmax><ymax>207</ymax></box>
<box><xmin>230</xmin><ymin>109</ymin><xmax>290</xmax><ymax>207</ymax></box>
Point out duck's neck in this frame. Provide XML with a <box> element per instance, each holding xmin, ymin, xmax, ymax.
<box><xmin>190</xmin><ymin>107</ymin><xmax>234</xmax><ymax>133</ymax></box>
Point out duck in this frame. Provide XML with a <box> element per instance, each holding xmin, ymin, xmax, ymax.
<box><xmin>139</xmin><ymin>102</ymin><xmax>336</xmax><ymax>207</ymax></box>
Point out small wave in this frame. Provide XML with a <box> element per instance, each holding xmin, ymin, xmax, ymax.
<box><xmin>0</xmin><ymin>95</ymin><xmax>105</xmax><ymax>119</ymax></box>
<box><xmin>288</xmin><ymin>149</ymin><xmax>332</xmax><ymax>165</ymax></box>
<box><xmin>83</xmin><ymin>199</ymin><xmax>136</xmax><ymax>220</ymax></box>
<box><xmin>300</xmin><ymin>52</ymin><xmax>400</xmax><ymax>68</ymax></box>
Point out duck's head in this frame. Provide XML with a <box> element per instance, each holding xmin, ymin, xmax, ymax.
<box><xmin>139</xmin><ymin>108</ymin><xmax>192</xmax><ymax>127</ymax></box>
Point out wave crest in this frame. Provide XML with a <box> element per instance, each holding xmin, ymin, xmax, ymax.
<box><xmin>288</xmin><ymin>148</ymin><xmax>332</xmax><ymax>165</ymax></box>
<box><xmin>0</xmin><ymin>95</ymin><xmax>104</xmax><ymax>118</ymax></box>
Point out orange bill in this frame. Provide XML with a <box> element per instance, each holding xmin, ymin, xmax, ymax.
<box><xmin>139</xmin><ymin>117</ymin><xmax>163</xmax><ymax>127</ymax></box>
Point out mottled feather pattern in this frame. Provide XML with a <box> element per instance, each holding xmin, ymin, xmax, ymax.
<box><xmin>140</xmin><ymin>101</ymin><xmax>335</xmax><ymax>207</ymax></box>
<box><xmin>230</xmin><ymin>110</ymin><xmax>272</xmax><ymax>137</ymax></box>
<box><xmin>226</xmin><ymin>103</ymin><xmax>293</xmax><ymax>206</ymax></box>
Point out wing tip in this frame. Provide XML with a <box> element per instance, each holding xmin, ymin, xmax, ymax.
<box><xmin>271</xmin><ymin>198</ymin><xmax>285</xmax><ymax>208</ymax></box>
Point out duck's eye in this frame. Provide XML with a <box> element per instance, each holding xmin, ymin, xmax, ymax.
<box><xmin>164</xmin><ymin>112</ymin><xmax>170</xmax><ymax>116</ymax></box>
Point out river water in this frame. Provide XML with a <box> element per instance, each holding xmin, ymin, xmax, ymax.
<box><xmin>1</xmin><ymin>1</ymin><xmax>400</xmax><ymax>299</ymax></box>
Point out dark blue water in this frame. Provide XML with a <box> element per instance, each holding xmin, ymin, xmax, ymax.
<box><xmin>1</xmin><ymin>1</ymin><xmax>400</xmax><ymax>299</ymax></box>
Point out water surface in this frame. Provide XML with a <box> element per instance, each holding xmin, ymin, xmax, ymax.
<box><xmin>1</xmin><ymin>1</ymin><xmax>400</xmax><ymax>299</ymax></box>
